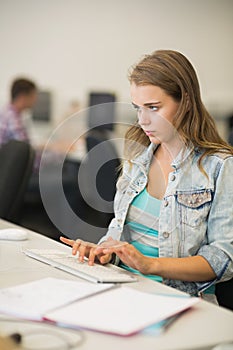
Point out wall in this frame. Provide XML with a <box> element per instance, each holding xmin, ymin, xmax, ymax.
<box><xmin>0</xmin><ymin>0</ymin><xmax>233</xmax><ymax>127</ymax></box>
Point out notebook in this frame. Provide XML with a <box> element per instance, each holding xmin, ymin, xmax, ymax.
<box><xmin>44</xmin><ymin>286</ymin><xmax>199</xmax><ymax>336</ymax></box>
<box><xmin>0</xmin><ymin>278</ymin><xmax>198</xmax><ymax>336</ymax></box>
<box><xmin>0</xmin><ymin>278</ymin><xmax>114</xmax><ymax>320</ymax></box>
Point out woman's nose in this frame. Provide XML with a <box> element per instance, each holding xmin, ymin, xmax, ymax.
<box><xmin>137</xmin><ymin>109</ymin><xmax>150</xmax><ymax>126</ymax></box>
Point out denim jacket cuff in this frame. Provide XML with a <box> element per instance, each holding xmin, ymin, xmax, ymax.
<box><xmin>197</xmin><ymin>245</ymin><xmax>230</xmax><ymax>279</ymax></box>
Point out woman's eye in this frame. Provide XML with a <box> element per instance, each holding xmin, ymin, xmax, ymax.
<box><xmin>149</xmin><ymin>106</ymin><xmax>158</xmax><ymax>111</ymax></box>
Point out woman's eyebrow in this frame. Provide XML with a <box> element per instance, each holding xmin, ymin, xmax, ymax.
<box><xmin>143</xmin><ymin>101</ymin><xmax>161</xmax><ymax>106</ymax></box>
<box><xmin>131</xmin><ymin>101</ymin><xmax>161</xmax><ymax>108</ymax></box>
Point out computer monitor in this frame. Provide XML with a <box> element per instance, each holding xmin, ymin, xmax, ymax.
<box><xmin>88</xmin><ymin>92</ymin><xmax>116</xmax><ymax>131</ymax></box>
<box><xmin>31</xmin><ymin>91</ymin><xmax>51</xmax><ymax>122</ymax></box>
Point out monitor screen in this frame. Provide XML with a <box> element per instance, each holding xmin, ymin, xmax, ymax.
<box><xmin>31</xmin><ymin>91</ymin><xmax>51</xmax><ymax>122</ymax></box>
<box><xmin>88</xmin><ymin>92</ymin><xmax>116</xmax><ymax>131</ymax></box>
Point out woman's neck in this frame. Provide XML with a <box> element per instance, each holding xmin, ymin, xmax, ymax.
<box><xmin>155</xmin><ymin>137</ymin><xmax>184</xmax><ymax>163</ymax></box>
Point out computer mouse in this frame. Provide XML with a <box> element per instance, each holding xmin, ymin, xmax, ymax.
<box><xmin>0</xmin><ymin>228</ymin><xmax>28</xmax><ymax>241</ymax></box>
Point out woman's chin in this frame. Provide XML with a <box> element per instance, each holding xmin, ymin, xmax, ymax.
<box><xmin>148</xmin><ymin>135</ymin><xmax>161</xmax><ymax>145</ymax></box>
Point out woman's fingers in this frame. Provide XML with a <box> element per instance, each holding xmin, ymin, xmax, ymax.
<box><xmin>99</xmin><ymin>253</ymin><xmax>112</xmax><ymax>264</ymax></box>
<box><xmin>72</xmin><ymin>239</ymin><xmax>83</xmax><ymax>256</ymax></box>
<box><xmin>60</xmin><ymin>236</ymin><xmax>75</xmax><ymax>247</ymax></box>
<box><xmin>102</xmin><ymin>243</ymin><xmax>128</xmax><ymax>255</ymax></box>
<box><xmin>60</xmin><ymin>237</ymin><xmax>82</xmax><ymax>256</ymax></box>
<box><xmin>112</xmin><ymin>245</ymin><xmax>150</xmax><ymax>274</ymax></box>
<box><xmin>88</xmin><ymin>247</ymin><xmax>112</xmax><ymax>265</ymax></box>
<box><xmin>60</xmin><ymin>236</ymin><xmax>112</xmax><ymax>265</ymax></box>
<box><xmin>74</xmin><ymin>240</ymin><xmax>95</xmax><ymax>261</ymax></box>
<box><xmin>101</xmin><ymin>244</ymin><xmax>140</xmax><ymax>270</ymax></box>
<box><xmin>101</xmin><ymin>240</ymin><xmax>127</xmax><ymax>249</ymax></box>
<box><xmin>88</xmin><ymin>247</ymin><xmax>97</xmax><ymax>265</ymax></box>
<box><xmin>60</xmin><ymin>236</ymin><xmax>149</xmax><ymax>272</ymax></box>
<box><xmin>95</xmin><ymin>240</ymin><xmax>127</xmax><ymax>255</ymax></box>
<box><xmin>78</xmin><ymin>242</ymin><xmax>88</xmax><ymax>262</ymax></box>
<box><xmin>60</xmin><ymin>237</ymin><xmax>95</xmax><ymax>258</ymax></box>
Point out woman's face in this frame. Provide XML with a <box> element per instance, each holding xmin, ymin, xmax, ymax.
<box><xmin>130</xmin><ymin>83</ymin><xmax>180</xmax><ymax>145</ymax></box>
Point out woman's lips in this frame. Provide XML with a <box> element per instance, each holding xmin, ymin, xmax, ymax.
<box><xmin>145</xmin><ymin>131</ymin><xmax>153</xmax><ymax>136</ymax></box>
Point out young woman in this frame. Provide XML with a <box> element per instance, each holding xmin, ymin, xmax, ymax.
<box><xmin>61</xmin><ymin>50</ymin><xmax>233</xmax><ymax>301</ymax></box>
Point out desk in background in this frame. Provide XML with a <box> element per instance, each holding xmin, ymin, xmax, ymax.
<box><xmin>0</xmin><ymin>219</ymin><xmax>233</xmax><ymax>350</ymax></box>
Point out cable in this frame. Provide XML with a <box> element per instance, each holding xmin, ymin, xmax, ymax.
<box><xmin>0</xmin><ymin>318</ymin><xmax>85</xmax><ymax>350</ymax></box>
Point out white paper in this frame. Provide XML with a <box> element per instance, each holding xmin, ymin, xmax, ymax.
<box><xmin>45</xmin><ymin>286</ymin><xmax>199</xmax><ymax>336</ymax></box>
<box><xmin>0</xmin><ymin>278</ymin><xmax>114</xmax><ymax>320</ymax></box>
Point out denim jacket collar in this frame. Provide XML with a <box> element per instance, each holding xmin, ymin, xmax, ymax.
<box><xmin>171</xmin><ymin>143</ymin><xmax>195</xmax><ymax>170</ymax></box>
<box><xmin>132</xmin><ymin>142</ymin><xmax>195</xmax><ymax>171</ymax></box>
<box><xmin>132</xmin><ymin>143</ymin><xmax>157</xmax><ymax>172</ymax></box>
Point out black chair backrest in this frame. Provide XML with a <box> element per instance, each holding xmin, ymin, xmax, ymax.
<box><xmin>216</xmin><ymin>278</ymin><xmax>233</xmax><ymax>311</ymax></box>
<box><xmin>85</xmin><ymin>130</ymin><xmax>120</xmax><ymax>209</ymax></box>
<box><xmin>0</xmin><ymin>140</ymin><xmax>35</xmax><ymax>223</ymax></box>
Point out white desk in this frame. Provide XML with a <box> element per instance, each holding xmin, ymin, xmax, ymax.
<box><xmin>0</xmin><ymin>219</ymin><xmax>233</xmax><ymax>350</ymax></box>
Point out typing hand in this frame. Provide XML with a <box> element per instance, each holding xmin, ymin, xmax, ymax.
<box><xmin>95</xmin><ymin>238</ymin><xmax>128</xmax><ymax>250</ymax></box>
<box><xmin>98</xmin><ymin>241</ymin><xmax>153</xmax><ymax>275</ymax></box>
<box><xmin>60</xmin><ymin>237</ymin><xmax>112</xmax><ymax>266</ymax></box>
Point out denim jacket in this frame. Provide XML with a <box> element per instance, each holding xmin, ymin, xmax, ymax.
<box><xmin>99</xmin><ymin>143</ymin><xmax>233</xmax><ymax>296</ymax></box>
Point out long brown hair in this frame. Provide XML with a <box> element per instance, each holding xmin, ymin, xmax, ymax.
<box><xmin>126</xmin><ymin>50</ymin><xmax>233</xmax><ymax>167</ymax></box>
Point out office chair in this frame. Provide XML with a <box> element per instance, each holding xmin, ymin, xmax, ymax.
<box><xmin>0</xmin><ymin>140</ymin><xmax>35</xmax><ymax>224</ymax></box>
<box><xmin>216</xmin><ymin>278</ymin><xmax>233</xmax><ymax>311</ymax></box>
<box><xmin>85</xmin><ymin>130</ymin><xmax>120</xmax><ymax>202</ymax></box>
<box><xmin>73</xmin><ymin>130</ymin><xmax>120</xmax><ymax>242</ymax></box>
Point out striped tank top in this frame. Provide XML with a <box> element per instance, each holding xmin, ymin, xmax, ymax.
<box><xmin>120</xmin><ymin>187</ymin><xmax>162</xmax><ymax>282</ymax></box>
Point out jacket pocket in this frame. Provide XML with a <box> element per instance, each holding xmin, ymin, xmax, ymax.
<box><xmin>176</xmin><ymin>190</ymin><xmax>212</xmax><ymax>227</ymax></box>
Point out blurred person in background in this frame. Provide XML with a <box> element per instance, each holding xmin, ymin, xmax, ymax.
<box><xmin>0</xmin><ymin>78</ymin><xmax>37</xmax><ymax>146</ymax></box>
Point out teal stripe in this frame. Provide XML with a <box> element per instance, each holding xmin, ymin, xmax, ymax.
<box><xmin>131</xmin><ymin>188</ymin><xmax>161</xmax><ymax>216</ymax></box>
<box><xmin>126</xmin><ymin>221</ymin><xmax>159</xmax><ymax>237</ymax></box>
<box><xmin>122</xmin><ymin>187</ymin><xmax>162</xmax><ymax>283</ymax></box>
<box><xmin>131</xmin><ymin>241</ymin><xmax>159</xmax><ymax>257</ymax></box>
<box><xmin>119</xmin><ymin>241</ymin><xmax>162</xmax><ymax>283</ymax></box>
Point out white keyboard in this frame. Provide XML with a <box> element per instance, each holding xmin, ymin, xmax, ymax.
<box><xmin>24</xmin><ymin>249</ymin><xmax>137</xmax><ymax>283</ymax></box>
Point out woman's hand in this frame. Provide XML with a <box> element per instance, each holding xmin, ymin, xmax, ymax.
<box><xmin>95</xmin><ymin>241</ymin><xmax>156</xmax><ymax>275</ymax></box>
<box><xmin>96</xmin><ymin>240</ymin><xmax>217</xmax><ymax>281</ymax></box>
<box><xmin>60</xmin><ymin>236</ymin><xmax>113</xmax><ymax>265</ymax></box>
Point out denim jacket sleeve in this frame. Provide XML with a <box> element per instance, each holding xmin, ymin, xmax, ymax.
<box><xmin>196</xmin><ymin>156</ymin><xmax>233</xmax><ymax>292</ymax></box>
<box><xmin>98</xmin><ymin>169</ymin><xmax>136</xmax><ymax>244</ymax></box>
<box><xmin>98</xmin><ymin>217</ymin><xmax>122</xmax><ymax>244</ymax></box>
